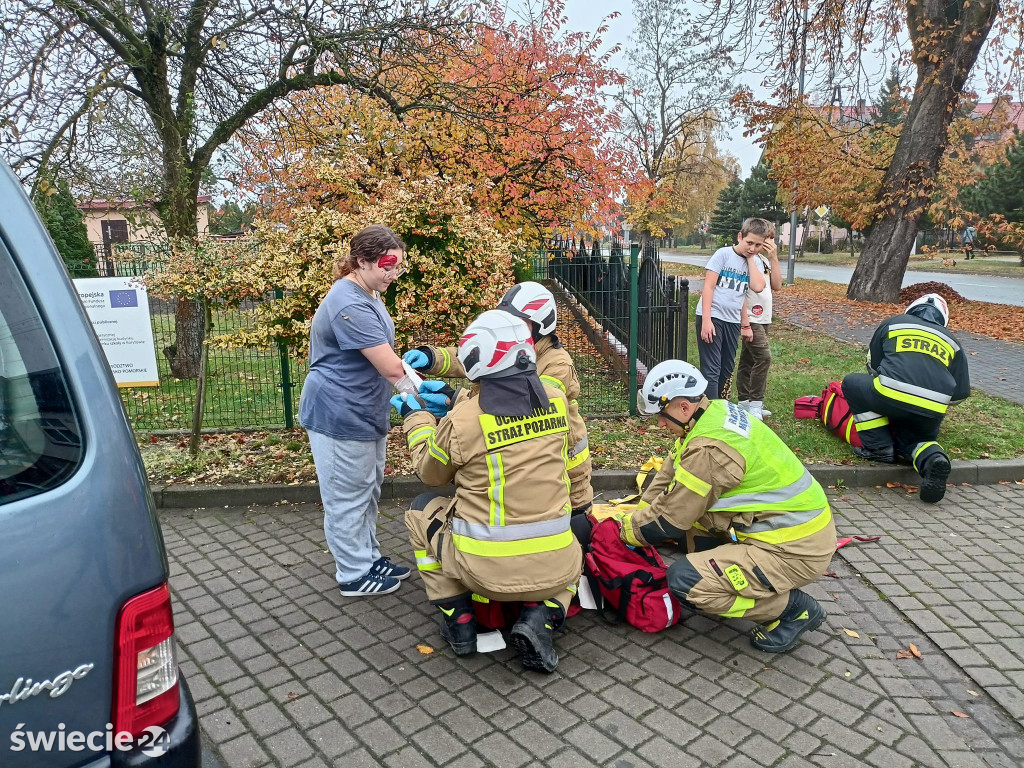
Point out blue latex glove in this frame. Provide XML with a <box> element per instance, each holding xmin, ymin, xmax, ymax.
<box><xmin>418</xmin><ymin>380</ymin><xmax>456</xmax><ymax>418</ymax></box>
<box><xmin>390</xmin><ymin>393</ymin><xmax>425</xmax><ymax>418</ymax></box>
<box><xmin>403</xmin><ymin>349</ymin><xmax>430</xmax><ymax>370</ymax></box>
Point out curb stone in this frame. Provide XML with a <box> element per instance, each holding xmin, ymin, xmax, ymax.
<box><xmin>153</xmin><ymin>459</ymin><xmax>1024</xmax><ymax>510</ymax></box>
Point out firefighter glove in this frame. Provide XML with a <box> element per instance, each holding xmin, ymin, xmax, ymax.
<box><xmin>418</xmin><ymin>380</ymin><xmax>456</xmax><ymax>418</ymax></box>
<box><xmin>403</xmin><ymin>347</ymin><xmax>434</xmax><ymax>370</ymax></box>
<box><xmin>390</xmin><ymin>393</ymin><xmax>426</xmax><ymax>418</ymax></box>
<box><xmin>613</xmin><ymin>512</ymin><xmax>643</xmax><ymax>548</ymax></box>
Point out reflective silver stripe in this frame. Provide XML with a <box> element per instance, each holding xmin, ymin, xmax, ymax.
<box><xmin>734</xmin><ymin>507</ymin><xmax>827</xmax><ymax>534</ymax></box>
<box><xmin>853</xmin><ymin>411</ymin><xmax>883</xmax><ymax>422</ymax></box>
<box><xmin>877</xmin><ymin>375</ymin><xmax>952</xmax><ymax>404</ymax></box>
<box><xmin>416</xmin><ymin>555</ymin><xmax>438</xmax><ymax>566</ymax></box>
<box><xmin>451</xmin><ymin>516</ymin><xmax>570</xmax><ymax>541</ymax></box>
<box><xmin>568</xmin><ymin>436</ymin><xmax>588</xmax><ymax>458</ymax></box>
<box><xmin>709</xmin><ymin>469</ymin><xmax>814</xmax><ymax>511</ymax></box>
<box><xmin>888</xmin><ymin>323</ymin><xmax>960</xmax><ymax>352</ymax></box>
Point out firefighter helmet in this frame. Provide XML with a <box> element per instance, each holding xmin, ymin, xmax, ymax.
<box><xmin>497</xmin><ymin>282</ymin><xmax>557</xmax><ymax>336</ymax></box>
<box><xmin>457</xmin><ymin>311</ymin><xmax>536</xmax><ymax>381</ymax></box>
<box><xmin>637</xmin><ymin>360</ymin><xmax>708</xmax><ymax>416</ymax></box>
<box><xmin>906</xmin><ymin>293</ymin><xmax>949</xmax><ymax>327</ymax></box>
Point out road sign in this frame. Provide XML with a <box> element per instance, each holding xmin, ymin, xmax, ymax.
<box><xmin>815</xmin><ymin>205</ymin><xmax>829</xmax><ymax>218</ymax></box>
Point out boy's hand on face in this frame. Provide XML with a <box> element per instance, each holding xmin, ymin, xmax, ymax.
<box><xmin>761</xmin><ymin>237</ymin><xmax>778</xmax><ymax>261</ymax></box>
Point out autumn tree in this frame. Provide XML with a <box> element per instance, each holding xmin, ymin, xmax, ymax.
<box><xmin>0</xmin><ymin>0</ymin><xmax>474</xmax><ymax>378</ymax></box>
<box><xmin>703</xmin><ymin>0</ymin><xmax>1017</xmax><ymax>302</ymax></box>
<box><xmin>616</xmin><ymin>0</ymin><xmax>735</xmax><ymax>243</ymax></box>
<box><xmin>233</xmin><ymin>1</ymin><xmax>631</xmax><ymax>243</ymax></box>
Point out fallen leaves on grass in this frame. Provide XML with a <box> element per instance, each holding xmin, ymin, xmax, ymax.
<box><xmin>777</xmin><ymin>280</ymin><xmax>1024</xmax><ymax>344</ymax></box>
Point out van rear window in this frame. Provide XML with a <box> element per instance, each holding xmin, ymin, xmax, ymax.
<box><xmin>0</xmin><ymin>244</ymin><xmax>83</xmax><ymax>503</ymax></box>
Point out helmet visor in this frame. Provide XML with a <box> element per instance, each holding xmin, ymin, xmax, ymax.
<box><xmin>636</xmin><ymin>388</ymin><xmax>663</xmax><ymax>416</ymax></box>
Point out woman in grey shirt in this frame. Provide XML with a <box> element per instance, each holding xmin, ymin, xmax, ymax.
<box><xmin>300</xmin><ymin>225</ymin><xmax>411</xmax><ymax>596</ymax></box>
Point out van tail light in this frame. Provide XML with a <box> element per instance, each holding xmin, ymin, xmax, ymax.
<box><xmin>113</xmin><ymin>582</ymin><xmax>180</xmax><ymax>737</ymax></box>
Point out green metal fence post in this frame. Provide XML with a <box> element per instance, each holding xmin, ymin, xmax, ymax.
<box><xmin>628</xmin><ymin>242</ymin><xmax>640</xmax><ymax>416</ymax></box>
<box><xmin>274</xmin><ymin>289</ymin><xmax>294</xmax><ymax>428</ymax></box>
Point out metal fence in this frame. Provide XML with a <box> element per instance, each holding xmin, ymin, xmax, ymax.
<box><xmin>69</xmin><ymin>238</ymin><xmax>691</xmax><ymax>431</ymax></box>
<box><xmin>538</xmin><ymin>237</ymin><xmax>689</xmax><ymax>373</ymax></box>
<box><xmin>69</xmin><ymin>255</ymin><xmax>303</xmax><ymax>432</ymax></box>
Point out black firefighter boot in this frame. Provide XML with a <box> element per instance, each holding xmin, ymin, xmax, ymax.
<box><xmin>919</xmin><ymin>452</ymin><xmax>952</xmax><ymax>504</ymax></box>
<box><xmin>510</xmin><ymin>600</ymin><xmax>564</xmax><ymax>673</ymax></box>
<box><xmin>750</xmin><ymin>589</ymin><xmax>826</xmax><ymax>654</ymax></box>
<box><xmin>437</xmin><ymin>595</ymin><xmax>477</xmax><ymax>656</ymax></box>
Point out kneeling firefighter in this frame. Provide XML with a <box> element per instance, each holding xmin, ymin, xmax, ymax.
<box><xmin>841</xmin><ymin>293</ymin><xmax>970</xmax><ymax>504</ymax></box>
<box><xmin>395</xmin><ymin>310</ymin><xmax>582</xmax><ymax>672</ymax></box>
<box><xmin>609</xmin><ymin>360</ymin><xmax>836</xmax><ymax>653</ymax></box>
<box><xmin>403</xmin><ymin>281</ymin><xmax>594</xmax><ymax>515</ymax></box>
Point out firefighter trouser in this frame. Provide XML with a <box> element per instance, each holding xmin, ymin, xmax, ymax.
<box><xmin>405</xmin><ymin>493</ymin><xmax>576</xmax><ymax>608</ymax></box>
<box><xmin>842</xmin><ymin>373</ymin><xmax>948</xmax><ymax>472</ymax></box>
<box><xmin>666</xmin><ymin>530</ymin><xmax>835</xmax><ymax>624</ymax></box>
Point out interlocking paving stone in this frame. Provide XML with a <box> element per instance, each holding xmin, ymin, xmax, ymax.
<box><xmin>162</xmin><ymin>492</ymin><xmax>1024</xmax><ymax>766</ymax></box>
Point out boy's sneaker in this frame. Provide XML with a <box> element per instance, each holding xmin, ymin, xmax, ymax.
<box><xmin>371</xmin><ymin>556</ymin><xmax>411</xmax><ymax>581</ymax></box>
<box><xmin>338</xmin><ymin>570</ymin><xmax>401</xmax><ymax>597</ymax></box>
<box><xmin>747</xmin><ymin>401</ymin><xmax>764</xmax><ymax>420</ymax></box>
<box><xmin>737</xmin><ymin>400</ymin><xmax>750</xmax><ymax>410</ymax></box>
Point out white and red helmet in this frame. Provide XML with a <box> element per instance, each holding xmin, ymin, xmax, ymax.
<box><xmin>497</xmin><ymin>281</ymin><xmax>557</xmax><ymax>336</ymax></box>
<box><xmin>906</xmin><ymin>293</ymin><xmax>949</xmax><ymax>327</ymax></box>
<box><xmin>637</xmin><ymin>360</ymin><xmax>708</xmax><ymax>415</ymax></box>
<box><xmin>457</xmin><ymin>310</ymin><xmax>537</xmax><ymax>381</ymax></box>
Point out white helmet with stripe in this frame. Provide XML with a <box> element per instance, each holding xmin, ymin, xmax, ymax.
<box><xmin>457</xmin><ymin>310</ymin><xmax>537</xmax><ymax>381</ymax></box>
<box><xmin>906</xmin><ymin>292</ymin><xmax>949</xmax><ymax>327</ymax></box>
<box><xmin>497</xmin><ymin>281</ymin><xmax>557</xmax><ymax>336</ymax></box>
<box><xmin>637</xmin><ymin>360</ymin><xmax>708</xmax><ymax>416</ymax></box>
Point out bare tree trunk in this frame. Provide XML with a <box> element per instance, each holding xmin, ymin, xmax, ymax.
<box><xmin>159</xmin><ymin>164</ymin><xmax>205</xmax><ymax>379</ymax></box>
<box><xmin>848</xmin><ymin>0</ymin><xmax>997</xmax><ymax>301</ymax></box>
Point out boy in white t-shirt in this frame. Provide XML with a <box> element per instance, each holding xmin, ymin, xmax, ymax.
<box><xmin>736</xmin><ymin>225</ymin><xmax>782</xmax><ymax>420</ymax></box>
<box><xmin>695</xmin><ymin>218</ymin><xmax>770</xmax><ymax>399</ymax></box>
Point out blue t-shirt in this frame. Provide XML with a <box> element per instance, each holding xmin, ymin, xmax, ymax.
<box><xmin>694</xmin><ymin>246</ymin><xmax>756</xmax><ymax>324</ymax></box>
<box><xmin>299</xmin><ymin>279</ymin><xmax>396</xmax><ymax>440</ymax></box>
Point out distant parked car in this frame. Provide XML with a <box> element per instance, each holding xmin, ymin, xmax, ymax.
<box><xmin>0</xmin><ymin>160</ymin><xmax>200</xmax><ymax>767</ymax></box>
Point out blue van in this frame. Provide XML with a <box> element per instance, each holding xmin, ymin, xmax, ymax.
<box><xmin>0</xmin><ymin>161</ymin><xmax>200</xmax><ymax>766</ymax></box>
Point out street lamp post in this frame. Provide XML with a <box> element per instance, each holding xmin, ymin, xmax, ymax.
<box><xmin>786</xmin><ymin>4</ymin><xmax>810</xmax><ymax>286</ymax></box>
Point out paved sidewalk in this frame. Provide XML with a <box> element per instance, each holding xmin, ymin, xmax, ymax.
<box><xmin>776</xmin><ymin>301</ymin><xmax>1024</xmax><ymax>407</ymax></box>
<box><xmin>164</xmin><ymin>485</ymin><xmax>1024</xmax><ymax>768</ymax></box>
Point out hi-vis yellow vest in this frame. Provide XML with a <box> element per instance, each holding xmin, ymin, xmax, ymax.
<box><xmin>676</xmin><ymin>401</ymin><xmax>831</xmax><ymax>546</ymax></box>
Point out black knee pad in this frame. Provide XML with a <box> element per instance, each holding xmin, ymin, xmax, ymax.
<box><xmin>570</xmin><ymin>514</ymin><xmax>594</xmax><ymax>549</ymax></box>
<box><xmin>666</xmin><ymin>558</ymin><xmax>702</xmax><ymax>607</ymax></box>
<box><xmin>410</xmin><ymin>491</ymin><xmax>444</xmax><ymax>512</ymax></box>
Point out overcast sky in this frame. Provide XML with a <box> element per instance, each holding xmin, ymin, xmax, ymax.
<box><xmin>562</xmin><ymin>0</ymin><xmax>766</xmax><ymax>177</ymax></box>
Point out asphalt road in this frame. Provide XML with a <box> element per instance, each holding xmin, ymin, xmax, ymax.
<box><xmin>661</xmin><ymin>250</ymin><xmax>1024</xmax><ymax>307</ymax></box>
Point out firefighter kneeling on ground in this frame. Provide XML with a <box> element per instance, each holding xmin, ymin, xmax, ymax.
<box><xmin>580</xmin><ymin>360</ymin><xmax>836</xmax><ymax>653</ymax></box>
<box><xmin>394</xmin><ymin>310</ymin><xmax>581</xmax><ymax>672</ymax></box>
<box><xmin>841</xmin><ymin>293</ymin><xmax>971</xmax><ymax>504</ymax></box>
<box><xmin>403</xmin><ymin>280</ymin><xmax>595</xmax><ymax>516</ymax></box>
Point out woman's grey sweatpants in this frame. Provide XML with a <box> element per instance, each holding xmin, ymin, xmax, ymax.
<box><xmin>307</xmin><ymin>430</ymin><xmax>387</xmax><ymax>584</ymax></box>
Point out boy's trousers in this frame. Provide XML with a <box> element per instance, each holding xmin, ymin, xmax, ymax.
<box><xmin>695</xmin><ymin>316</ymin><xmax>741</xmax><ymax>399</ymax></box>
<box><xmin>737</xmin><ymin>323</ymin><xmax>772</xmax><ymax>402</ymax></box>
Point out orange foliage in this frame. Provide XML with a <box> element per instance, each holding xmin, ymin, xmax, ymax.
<box><xmin>235</xmin><ymin>0</ymin><xmax>636</xmax><ymax>242</ymax></box>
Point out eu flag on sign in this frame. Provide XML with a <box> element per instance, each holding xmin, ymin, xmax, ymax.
<box><xmin>109</xmin><ymin>289</ymin><xmax>138</xmax><ymax>308</ymax></box>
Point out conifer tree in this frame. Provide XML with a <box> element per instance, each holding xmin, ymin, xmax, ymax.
<box><xmin>33</xmin><ymin>179</ymin><xmax>97</xmax><ymax>276</ymax></box>
<box><xmin>709</xmin><ymin>177</ymin><xmax>744</xmax><ymax>239</ymax></box>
